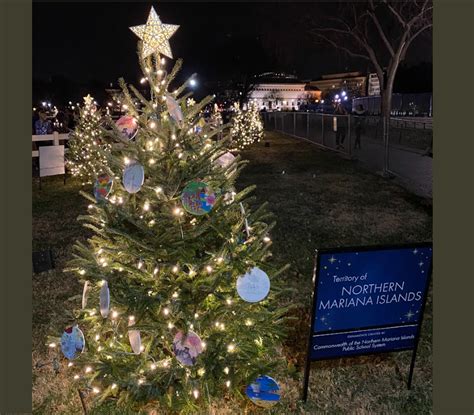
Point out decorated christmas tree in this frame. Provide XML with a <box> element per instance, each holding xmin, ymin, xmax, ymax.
<box><xmin>53</xmin><ymin>7</ymin><xmax>289</xmax><ymax>413</ymax></box>
<box><xmin>230</xmin><ymin>102</ymin><xmax>264</xmax><ymax>150</ymax></box>
<box><xmin>67</xmin><ymin>95</ymin><xmax>112</xmax><ymax>185</ymax></box>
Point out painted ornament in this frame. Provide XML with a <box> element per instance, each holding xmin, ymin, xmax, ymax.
<box><xmin>60</xmin><ymin>325</ymin><xmax>85</xmax><ymax>360</ymax></box>
<box><xmin>236</xmin><ymin>267</ymin><xmax>270</xmax><ymax>303</ymax></box>
<box><xmin>166</xmin><ymin>95</ymin><xmax>184</xmax><ymax>126</ymax></box>
<box><xmin>99</xmin><ymin>280</ymin><xmax>110</xmax><ymax>318</ymax></box>
<box><xmin>194</xmin><ymin>117</ymin><xmax>206</xmax><ymax>133</ymax></box>
<box><xmin>181</xmin><ymin>181</ymin><xmax>216</xmax><ymax>215</ymax></box>
<box><xmin>93</xmin><ymin>173</ymin><xmax>113</xmax><ymax>202</ymax></box>
<box><xmin>172</xmin><ymin>331</ymin><xmax>203</xmax><ymax>366</ymax></box>
<box><xmin>123</xmin><ymin>162</ymin><xmax>145</xmax><ymax>193</ymax></box>
<box><xmin>116</xmin><ymin>115</ymin><xmax>138</xmax><ymax>140</ymax></box>
<box><xmin>246</xmin><ymin>375</ymin><xmax>281</xmax><ymax>408</ymax></box>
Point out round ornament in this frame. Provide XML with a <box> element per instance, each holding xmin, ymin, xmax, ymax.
<box><xmin>81</xmin><ymin>280</ymin><xmax>89</xmax><ymax>309</ymax></box>
<box><xmin>60</xmin><ymin>325</ymin><xmax>85</xmax><ymax>360</ymax></box>
<box><xmin>236</xmin><ymin>267</ymin><xmax>270</xmax><ymax>303</ymax></box>
<box><xmin>245</xmin><ymin>375</ymin><xmax>281</xmax><ymax>408</ymax></box>
<box><xmin>172</xmin><ymin>330</ymin><xmax>203</xmax><ymax>366</ymax></box>
<box><xmin>128</xmin><ymin>318</ymin><xmax>142</xmax><ymax>355</ymax></box>
<box><xmin>214</xmin><ymin>152</ymin><xmax>236</xmax><ymax>169</ymax></box>
<box><xmin>99</xmin><ymin>280</ymin><xmax>110</xmax><ymax>318</ymax></box>
<box><xmin>116</xmin><ymin>115</ymin><xmax>138</xmax><ymax>140</ymax></box>
<box><xmin>123</xmin><ymin>162</ymin><xmax>145</xmax><ymax>194</ymax></box>
<box><xmin>93</xmin><ymin>174</ymin><xmax>113</xmax><ymax>202</ymax></box>
<box><xmin>166</xmin><ymin>95</ymin><xmax>183</xmax><ymax>126</ymax></box>
<box><xmin>181</xmin><ymin>181</ymin><xmax>216</xmax><ymax>215</ymax></box>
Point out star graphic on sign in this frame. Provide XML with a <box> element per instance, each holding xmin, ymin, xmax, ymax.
<box><xmin>405</xmin><ymin>310</ymin><xmax>415</xmax><ymax>320</ymax></box>
<box><xmin>83</xmin><ymin>94</ymin><xmax>93</xmax><ymax>106</ymax></box>
<box><xmin>418</xmin><ymin>261</ymin><xmax>424</xmax><ymax>267</ymax></box>
<box><xmin>328</xmin><ymin>256</ymin><xmax>337</xmax><ymax>264</ymax></box>
<box><xmin>413</xmin><ymin>248</ymin><xmax>418</xmax><ymax>254</ymax></box>
<box><xmin>129</xmin><ymin>6</ymin><xmax>179</xmax><ymax>59</ymax></box>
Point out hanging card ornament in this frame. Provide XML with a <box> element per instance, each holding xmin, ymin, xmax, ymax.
<box><xmin>81</xmin><ymin>280</ymin><xmax>89</xmax><ymax>309</ymax></box>
<box><xmin>99</xmin><ymin>280</ymin><xmax>110</xmax><ymax>318</ymax></box>
<box><xmin>245</xmin><ymin>375</ymin><xmax>281</xmax><ymax>408</ymax></box>
<box><xmin>236</xmin><ymin>267</ymin><xmax>270</xmax><ymax>303</ymax></box>
<box><xmin>181</xmin><ymin>181</ymin><xmax>216</xmax><ymax>215</ymax></box>
<box><xmin>128</xmin><ymin>318</ymin><xmax>142</xmax><ymax>355</ymax></box>
<box><xmin>123</xmin><ymin>162</ymin><xmax>145</xmax><ymax>193</ymax></box>
<box><xmin>214</xmin><ymin>152</ymin><xmax>236</xmax><ymax>169</ymax></box>
<box><xmin>116</xmin><ymin>115</ymin><xmax>138</xmax><ymax>140</ymax></box>
<box><xmin>166</xmin><ymin>95</ymin><xmax>184</xmax><ymax>126</ymax></box>
<box><xmin>172</xmin><ymin>331</ymin><xmax>203</xmax><ymax>366</ymax></box>
<box><xmin>93</xmin><ymin>174</ymin><xmax>113</xmax><ymax>202</ymax></box>
<box><xmin>60</xmin><ymin>325</ymin><xmax>85</xmax><ymax>360</ymax></box>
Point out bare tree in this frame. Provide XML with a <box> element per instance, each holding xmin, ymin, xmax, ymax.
<box><xmin>310</xmin><ymin>1</ymin><xmax>432</xmax><ymax>173</ymax></box>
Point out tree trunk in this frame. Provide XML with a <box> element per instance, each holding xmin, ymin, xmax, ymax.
<box><xmin>381</xmin><ymin>86</ymin><xmax>392</xmax><ymax>174</ymax></box>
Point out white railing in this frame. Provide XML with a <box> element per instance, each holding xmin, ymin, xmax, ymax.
<box><xmin>32</xmin><ymin>132</ymin><xmax>70</xmax><ymax>158</ymax></box>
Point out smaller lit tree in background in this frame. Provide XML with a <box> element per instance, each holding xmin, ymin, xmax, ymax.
<box><xmin>67</xmin><ymin>95</ymin><xmax>112</xmax><ymax>185</ymax></box>
<box><xmin>230</xmin><ymin>103</ymin><xmax>264</xmax><ymax>151</ymax></box>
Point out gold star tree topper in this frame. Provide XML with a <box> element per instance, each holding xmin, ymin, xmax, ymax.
<box><xmin>83</xmin><ymin>94</ymin><xmax>94</xmax><ymax>106</ymax></box>
<box><xmin>129</xmin><ymin>6</ymin><xmax>179</xmax><ymax>59</ymax></box>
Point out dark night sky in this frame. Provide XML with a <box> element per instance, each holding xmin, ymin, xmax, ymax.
<box><xmin>33</xmin><ymin>2</ymin><xmax>432</xmax><ymax>103</ymax></box>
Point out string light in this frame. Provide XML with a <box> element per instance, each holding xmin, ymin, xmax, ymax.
<box><xmin>172</xmin><ymin>265</ymin><xmax>179</xmax><ymax>273</ymax></box>
<box><xmin>74</xmin><ymin>374</ymin><xmax>80</xmax><ymax>380</ymax></box>
<box><xmin>263</xmin><ymin>236</ymin><xmax>271</xmax><ymax>242</ymax></box>
<box><xmin>168</xmin><ymin>322</ymin><xmax>174</xmax><ymax>329</ymax></box>
<box><xmin>85</xmin><ymin>366</ymin><xmax>92</xmax><ymax>373</ymax></box>
<box><xmin>206</xmin><ymin>265</ymin><xmax>213</xmax><ymax>273</ymax></box>
<box><xmin>163</xmin><ymin>308</ymin><xmax>170</xmax><ymax>316</ymax></box>
<box><xmin>49</xmin><ymin>343</ymin><xmax>56</xmax><ymax>348</ymax></box>
<box><xmin>224</xmin><ymin>367</ymin><xmax>229</xmax><ymax>374</ymax></box>
<box><xmin>68</xmin><ymin>362</ymin><xmax>74</xmax><ymax>367</ymax></box>
<box><xmin>92</xmin><ymin>387</ymin><xmax>100</xmax><ymax>394</ymax></box>
<box><xmin>225</xmin><ymin>380</ymin><xmax>231</xmax><ymax>388</ymax></box>
<box><xmin>192</xmin><ymin>389</ymin><xmax>199</xmax><ymax>399</ymax></box>
<box><xmin>111</xmin><ymin>383</ymin><xmax>117</xmax><ymax>390</ymax></box>
<box><xmin>153</xmin><ymin>266</ymin><xmax>159</xmax><ymax>275</ymax></box>
<box><xmin>172</xmin><ymin>292</ymin><xmax>179</xmax><ymax>298</ymax></box>
<box><xmin>111</xmin><ymin>310</ymin><xmax>119</xmax><ymax>319</ymax></box>
<box><xmin>227</xmin><ymin>343</ymin><xmax>236</xmax><ymax>353</ymax></box>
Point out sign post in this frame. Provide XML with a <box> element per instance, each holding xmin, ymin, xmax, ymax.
<box><xmin>302</xmin><ymin>243</ymin><xmax>432</xmax><ymax>402</ymax></box>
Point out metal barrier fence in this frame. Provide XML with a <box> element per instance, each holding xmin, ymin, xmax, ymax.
<box><xmin>261</xmin><ymin>111</ymin><xmax>433</xmax><ymax>198</ymax></box>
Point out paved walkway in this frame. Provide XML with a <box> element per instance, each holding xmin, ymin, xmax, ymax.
<box><xmin>269</xmin><ymin>129</ymin><xmax>432</xmax><ymax>199</ymax></box>
<box><xmin>350</xmin><ymin>137</ymin><xmax>432</xmax><ymax>199</ymax></box>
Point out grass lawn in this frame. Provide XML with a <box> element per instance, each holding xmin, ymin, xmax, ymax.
<box><xmin>32</xmin><ymin>131</ymin><xmax>432</xmax><ymax>414</ymax></box>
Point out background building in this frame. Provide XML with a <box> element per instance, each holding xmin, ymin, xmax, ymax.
<box><xmin>248</xmin><ymin>72</ymin><xmax>321</xmax><ymax>111</ymax></box>
<box><xmin>309</xmin><ymin>71</ymin><xmax>367</xmax><ymax>98</ymax></box>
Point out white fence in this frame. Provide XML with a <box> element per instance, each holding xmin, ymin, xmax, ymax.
<box><xmin>32</xmin><ymin>132</ymin><xmax>70</xmax><ymax>158</ymax></box>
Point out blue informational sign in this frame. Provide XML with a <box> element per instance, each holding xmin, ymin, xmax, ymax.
<box><xmin>309</xmin><ymin>245</ymin><xmax>432</xmax><ymax>360</ymax></box>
